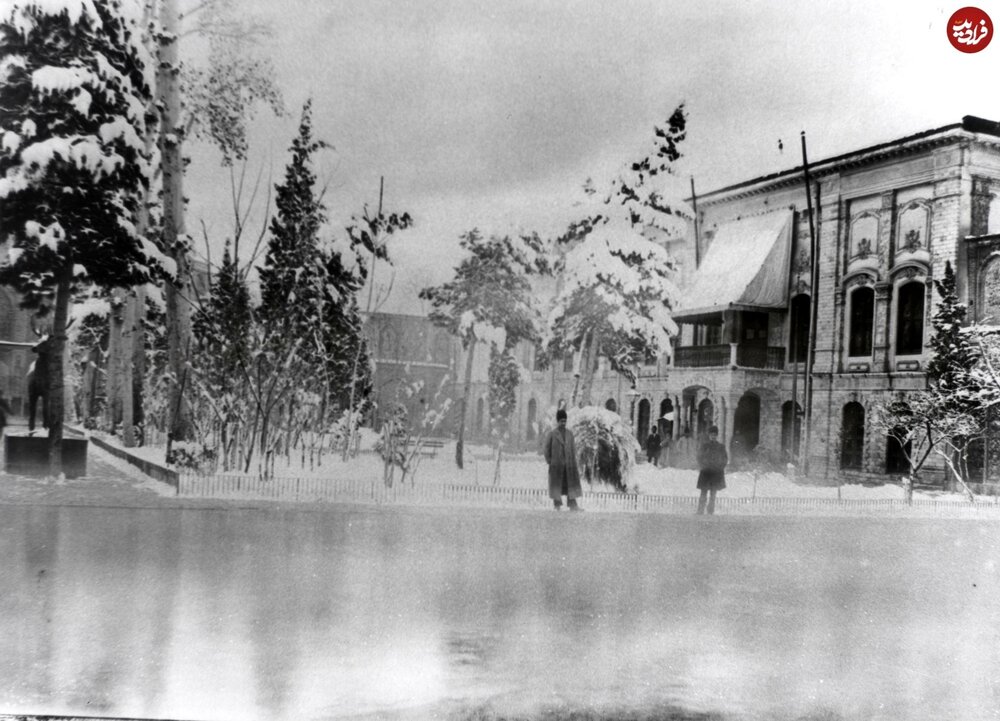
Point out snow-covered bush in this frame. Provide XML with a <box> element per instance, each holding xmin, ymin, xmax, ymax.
<box><xmin>564</xmin><ymin>405</ymin><xmax>641</xmax><ymax>491</ymax></box>
<box><xmin>167</xmin><ymin>440</ymin><xmax>217</xmax><ymax>474</ymax></box>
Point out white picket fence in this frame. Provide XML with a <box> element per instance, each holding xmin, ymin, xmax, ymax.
<box><xmin>177</xmin><ymin>473</ymin><xmax>1000</xmax><ymax>517</ymax></box>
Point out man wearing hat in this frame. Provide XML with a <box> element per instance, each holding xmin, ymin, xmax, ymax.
<box><xmin>696</xmin><ymin>425</ymin><xmax>728</xmax><ymax>515</ymax></box>
<box><xmin>544</xmin><ymin>408</ymin><xmax>583</xmax><ymax>511</ymax></box>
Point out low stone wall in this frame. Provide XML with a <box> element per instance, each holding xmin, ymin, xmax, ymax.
<box><xmin>88</xmin><ymin>435</ymin><xmax>179</xmax><ymax>492</ymax></box>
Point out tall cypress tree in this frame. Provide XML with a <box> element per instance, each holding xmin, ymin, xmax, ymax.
<box><xmin>259</xmin><ymin>99</ymin><xmax>375</xmax><ymax>420</ymax></box>
<box><xmin>258</xmin><ymin>99</ymin><xmax>326</xmax><ymax>328</ymax></box>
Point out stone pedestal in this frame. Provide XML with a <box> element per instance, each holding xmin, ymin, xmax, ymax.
<box><xmin>5</xmin><ymin>432</ymin><xmax>88</xmax><ymax>479</ymax></box>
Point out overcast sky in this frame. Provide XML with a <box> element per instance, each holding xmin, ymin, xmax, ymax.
<box><xmin>184</xmin><ymin>0</ymin><xmax>1000</xmax><ymax>312</ymax></box>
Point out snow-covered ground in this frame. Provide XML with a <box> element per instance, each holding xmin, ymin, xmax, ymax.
<box><xmin>94</xmin><ymin>432</ymin><xmax>963</xmax><ymax>504</ymax></box>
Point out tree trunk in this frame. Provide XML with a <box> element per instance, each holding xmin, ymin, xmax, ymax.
<box><xmin>130</xmin><ymin>284</ymin><xmax>147</xmax><ymax>442</ymax></box>
<box><xmin>47</xmin><ymin>267</ymin><xmax>72</xmax><ymax>476</ymax></box>
<box><xmin>79</xmin><ymin>346</ymin><xmax>99</xmax><ymax>425</ymax></box>
<box><xmin>578</xmin><ymin>329</ymin><xmax>601</xmax><ymax>407</ymax></box>
<box><xmin>121</xmin><ymin>292</ymin><xmax>136</xmax><ymax>447</ymax></box>
<box><xmin>455</xmin><ymin>337</ymin><xmax>476</xmax><ymax>469</ymax></box>
<box><xmin>158</xmin><ymin>0</ymin><xmax>193</xmax><ymax>444</ymax></box>
<box><xmin>105</xmin><ymin>290</ymin><xmax>125</xmax><ymax>432</ymax></box>
<box><xmin>492</xmin><ymin>440</ymin><xmax>503</xmax><ymax>485</ymax></box>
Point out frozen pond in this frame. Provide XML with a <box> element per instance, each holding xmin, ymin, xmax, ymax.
<box><xmin>0</xmin><ymin>503</ymin><xmax>998</xmax><ymax>720</ymax></box>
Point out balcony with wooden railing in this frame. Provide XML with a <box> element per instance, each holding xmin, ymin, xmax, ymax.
<box><xmin>674</xmin><ymin>344</ymin><xmax>786</xmax><ymax>370</ymax></box>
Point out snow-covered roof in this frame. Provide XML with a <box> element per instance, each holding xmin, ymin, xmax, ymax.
<box><xmin>674</xmin><ymin>210</ymin><xmax>793</xmax><ymax>321</ymax></box>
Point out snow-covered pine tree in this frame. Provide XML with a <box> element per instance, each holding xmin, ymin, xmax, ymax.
<box><xmin>189</xmin><ymin>241</ymin><xmax>252</xmax><ymax>469</ymax></box>
<box><xmin>316</xmin><ymin>245</ymin><xmax>371</xmax><ymax>413</ymax></box>
<box><xmin>258</xmin><ymin>99</ymin><xmax>326</xmax><ymax>328</ymax></box>
<box><xmin>254</xmin><ymin>100</ymin><xmax>381</xmax><ymax>466</ymax></box>
<box><xmin>193</xmin><ymin>241</ymin><xmax>251</xmax><ymax>383</ymax></box>
<box><xmin>547</xmin><ymin>105</ymin><xmax>690</xmax><ymax>407</ymax></box>
<box><xmin>927</xmin><ymin>260</ymin><xmax>981</xmax><ymax>408</ymax></box>
<box><xmin>419</xmin><ymin>230</ymin><xmax>548</xmax><ymax>468</ymax></box>
<box><xmin>0</xmin><ymin>0</ymin><xmax>164</xmax><ymax>474</ymax></box>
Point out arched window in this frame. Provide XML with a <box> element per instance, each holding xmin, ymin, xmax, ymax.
<box><xmin>848</xmin><ymin>287</ymin><xmax>875</xmax><ymax>357</ymax></box>
<box><xmin>696</xmin><ymin>399</ymin><xmax>714</xmax><ymax>439</ymax></box>
<box><xmin>605</xmin><ymin>398</ymin><xmax>618</xmax><ymax>413</ymax></box>
<box><xmin>896</xmin><ymin>281</ymin><xmax>925</xmax><ymax>355</ymax></box>
<box><xmin>659</xmin><ymin>398</ymin><xmax>674</xmax><ymax>437</ymax></box>
<box><xmin>637</xmin><ymin>399</ymin><xmax>651</xmax><ymax>443</ymax></box>
<box><xmin>526</xmin><ymin>399</ymin><xmax>537</xmax><ymax>440</ymax></box>
<box><xmin>789</xmin><ymin>294</ymin><xmax>810</xmax><ymax>363</ymax></box>
<box><xmin>885</xmin><ymin>428</ymin><xmax>911</xmax><ymax>475</ymax></box>
<box><xmin>841</xmin><ymin>402</ymin><xmax>865</xmax><ymax>470</ymax></box>
<box><xmin>562</xmin><ymin>353</ymin><xmax>575</xmax><ymax>373</ymax></box>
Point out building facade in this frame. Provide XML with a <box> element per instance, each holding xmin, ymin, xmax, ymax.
<box><xmin>460</xmin><ymin>117</ymin><xmax>1000</xmax><ymax>484</ymax></box>
<box><xmin>362</xmin><ymin>312</ymin><xmax>458</xmax><ymax>432</ymax></box>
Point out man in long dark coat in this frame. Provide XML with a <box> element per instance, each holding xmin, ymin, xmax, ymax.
<box><xmin>544</xmin><ymin>408</ymin><xmax>583</xmax><ymax>511</ymax></box>
<box><xmin>696</xmin><ymin>425</ymin><xmax>728</xmax><ymax>515</ymax></box>
<box><xmin>645</xmin><ymin>429</ymin><xmax>661</xmax><ymax>466</ymax></box>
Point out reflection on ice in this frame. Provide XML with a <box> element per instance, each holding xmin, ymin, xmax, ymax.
<box><xmin>0</xmin><ymin>506</ymin><xmax>997</xmax><ymax>720</ymax></box>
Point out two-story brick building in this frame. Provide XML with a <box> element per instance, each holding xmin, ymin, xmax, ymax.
<box><xmin>468</xmin><ymin>116</ymin><xmax>1000</xmax><ymax>484</ymax></box>
<box><xmin>668</xmin><ymin>115</ymin><xmax>1000</xmax><ymax>483</ymax></box>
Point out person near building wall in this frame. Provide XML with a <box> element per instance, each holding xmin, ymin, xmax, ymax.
<box><xmin>696</xmin><ymin>425</ymin><xmax>728</xmax><ymax>515</ymax></box>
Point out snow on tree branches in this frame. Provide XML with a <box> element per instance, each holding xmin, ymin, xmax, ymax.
<box><xmin>0</xmin><ymin>0</ymin><xmax>162</xmax><ymax>474</ymax></box>
<box><xmin>546</xmin><ymin>105</ymin><xmax>690</xmax><ymax>406</ymax></box>
<box><xmin>182</xmin><ymin>0</ymin><xmax>284</xmax><ymax>166</ymax></box>
<box><xmin>872</xmin><ymin>262</ymin><xmax>990</xmax><ymax>497</ymax></box>
<box><xmin>0</xmin><ymin>0</ymin><xmax>164</xmax><ymax>295</ymax></box>
<box><xmin>420</xmin><ymin>229</ymin><xmax>549</xmax><ymax>468</ymax></box>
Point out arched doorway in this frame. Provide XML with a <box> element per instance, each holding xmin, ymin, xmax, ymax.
<box><xmin>658</xmin><ymin>398</ymin><xmax>674</xmax><ymax>437</ymax></box>
<box><xmin>637</xmin><ymin>398</ymin><xmax>651</xmax><ymax>443</ymax></box>
<box><xmin>841</xmin><ymin>402</ymin><xmax>865</xmax><ymax>470</ymax></box>
<box><xmin>732</xmin><ymin>393</ymin><xmax>761</xmax><ymax>464</ymax></box>
<box><xmin>781</xmin><ymin>400</ymin><xmax>802</xmax><ymax>461</ymax></box>
<box><xmin>696</xmin><ymin>398</ymin><xmax>714</xmax><ymax>439</ymax></box>
<box><xmin>526</xmin><ymin>399</ymin><xmax>537</xmax><ymax>440</ymax></box>
<box><xmin>605</xmin><ymin>397</ymin><xmax>618</xmax><ymax>413</ymax></box>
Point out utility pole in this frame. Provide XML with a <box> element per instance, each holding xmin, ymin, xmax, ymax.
<box><xmin>800</xmin><ymin>131</ymin><xmax>819</xmax><ymax>475</ymax></box>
